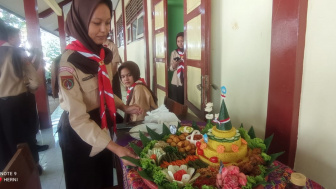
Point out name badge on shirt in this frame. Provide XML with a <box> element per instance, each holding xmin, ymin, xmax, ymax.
<box><xmin>82</xmin><ymin>74</ymin><xmax>95</xmax><ymax>81</ymax></box>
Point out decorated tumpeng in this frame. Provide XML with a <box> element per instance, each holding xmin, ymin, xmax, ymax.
<box><xmin>196</xmin><ymin>99</ymin><xmax>249</xmax><ymax>166</ymax></box>
<box><xmin>121</xmin><ymin>86</ymin><xmax>284</xmax><ymax>188</ymax></box>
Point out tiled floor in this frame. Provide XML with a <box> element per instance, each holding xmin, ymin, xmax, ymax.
<box><xmin>37</xmin><ymin>106</ymin><xmax>65</xmax><ymax>189</ymax></box>
<box><xmin>48</xmin><ymin>96</ymin><xmax>59</xmax><ymax>114</ymax></box>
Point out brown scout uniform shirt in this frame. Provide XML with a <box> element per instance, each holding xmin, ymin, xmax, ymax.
<box><xmin>58</xmin><ymin>50</ymin><xmax>124</xmax><ymax>156</ymax></box>
<box><xmin>0</xmin><ymin>43</ymin><xmax>40</xmax><ymax>98</ymax></box>
<box><xmin>128</xmin><ymin>85</ymin><xmax>158</xmax><ymax>122</ymax></box>
<box><xmin>169</xmin><ymin>50</ymin><xmax>183</xmax><ymax>87</ymax></box>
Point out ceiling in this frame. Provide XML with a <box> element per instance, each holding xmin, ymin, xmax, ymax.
<box><xmin>0</xmin><ymin>0</ymin><xmax>119</xmax><ymax>37</ymax></box>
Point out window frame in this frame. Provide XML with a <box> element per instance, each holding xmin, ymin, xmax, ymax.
<box><xmin>116</xmin><ymin>16</ymin><xmax>124</xmax><ymax>48</ymax></box>
<box><xmin>131</xmin><ymin>19</ymin><xmax>137</xmax><ymax>41</ymax></box>
<box><xmin>125</xmin><ymin>11</ymin><xmax>144</xmax><ymax>44</ymax></box>
<box><xmin>127</xmin><ymin>25</ymin><xmax>132</xmax><ymax>44</ymax></box>
<box><xmin>136</xmin><ymin>12</ymin><xmax>144</xmax><ymax>39</ymax></box>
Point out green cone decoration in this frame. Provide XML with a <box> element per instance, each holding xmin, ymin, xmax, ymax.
<box><xmin>216</xmin><ymin>99</ymin><xmax>232</xmax><ymax>130</ymax></box>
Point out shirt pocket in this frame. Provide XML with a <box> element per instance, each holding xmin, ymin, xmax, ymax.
<box><xmin>79</xmin><ymin>74</ymin><xmax>100</xmax><ymax>110</ymax></box>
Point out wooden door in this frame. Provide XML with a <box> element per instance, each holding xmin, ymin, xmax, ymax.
<box><xmin>152</xmin><ymin>0</ymin><xmax>168</xmax><ymax>106</ymax></box>
<box><xmin>184</xmin><ymin>0</ymin><xmax>211</xmax><ymax>118</ymax></box>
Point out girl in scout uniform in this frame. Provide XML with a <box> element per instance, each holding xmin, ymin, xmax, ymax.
<box><xmin>169</xmin><ymin>32</ymin><xmax>185</xmax><ymax>104</ymax></box>
<box><xmin>58</xmin><ymin>0</ymin><xmax>140</xmax><ymax>188</ymax></box>
<box><xmin>118</xmin><ymin>61</ymin><xmax>158</xmax><ymax>122</ymax></box>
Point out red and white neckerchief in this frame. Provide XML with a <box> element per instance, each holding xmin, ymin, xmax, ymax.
<box><xmin>66</xmin><ymin>40</ymin><xmax>117</xmax><ymax>133</ymax></box>
<box><xmin>126</xmin><ymin>78</ymin><xmax>146</xmax><ymax>100</ymax></box>
<box><xmin>176</xmin><ymin>49</ymin><xmax>184</xmax><ymax>78</ymax></box>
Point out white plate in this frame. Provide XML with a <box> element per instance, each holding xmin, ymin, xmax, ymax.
<box><xmin>129</xmin><ymin>123</ymin><xmax>163</xmax><ymax>140</ymax></box>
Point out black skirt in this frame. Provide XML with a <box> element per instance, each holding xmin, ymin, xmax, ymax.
<box><xmin>58</xmin><ymin>108</ymin><xmax>115</xmax><ymax>189</ymax></box>
<box><xmin>171</xmin><ymin>84</ymin><xmax>184</xmax><ymax>105</ymax></box>
<box><xmin>0</xmin><ymin>92</ymin><xmax>39</xmax><ymax>170</ymax></box>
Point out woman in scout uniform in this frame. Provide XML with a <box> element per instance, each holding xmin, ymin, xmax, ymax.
<box><xmin>58</xmin><ymin>0</ymin><xmax>140</xmax><ymax>188</ymax></box>
<box><xmin>169</xmin><ymin>32</ymin><xmax>185</xmax><ymax>104</ymax></box>
<box><xmin>118</xmin><ymin>61</ymin><xmax>158</xmax><ymax>122</ymax></box>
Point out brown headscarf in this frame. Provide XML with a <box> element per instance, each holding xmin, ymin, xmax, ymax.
<box><xmin>176</xmin><ymin>32</ymin><xmax>184</xmax><ymax>52</ymax></box>
<box><xmin>65</xmin><ymin>0</ymin><xmax>112</xmax><ymax>55</ymax></box>
<box><xmin>118</xmin><ymin>61</ymin><xmax>158</xmax><ymax>122</ymax></box>
<box><xmin>118</xmin><ymin>61</ymin><xmax>141</xmax><ymax>82</ymax></box>
<box><xmin>118</xmin><ymin>61</ymin><xmax>158</xmax><ymax>106</ymax></box>
<box><xmin>65</xmin><ymin>0</ymin><xmax>113</xmax><ymax>75</ymax></box>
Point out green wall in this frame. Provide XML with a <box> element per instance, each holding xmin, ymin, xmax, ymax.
<box><xmin>167</xmin><ymin>0</ymin><xmax>184</xmax><ymax>97</ymax></box>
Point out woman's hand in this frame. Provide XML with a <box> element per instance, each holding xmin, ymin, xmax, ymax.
<box><xmin>115</xmin><ymin>146</ymin><xmax>139</xmax><ymax>166</ymax></box>
<box><xmin>171</xmin><ymin>60</ymin><xmax>179</xmax><ymax>70</ymax></box>
<box><xmin>122</xmin><ymin>104</ymin><xmax>143</xmax><ymax>115</ymax></box>
<box><xmin>107</xmin><ymin>141</ymin><xmax>139</xmax><ymax>166</ymax></box>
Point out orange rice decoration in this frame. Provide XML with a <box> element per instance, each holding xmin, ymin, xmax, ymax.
<box><xmin>231</xmin><ymin>144</ymin><xmax>239</xmax><ymax>152</ymax></box>
<box><xmin>241</xmin><ymin>138</ymin><xmax>247</xmax><ymax>145</ymax></box>
<box><xmin>200</xmin><ymin>143</ymin><xmax>207</xmax><ymax>150</ymax></box>
<box><xmin>217</xmin><ymin>145</ymin><xmax>225</xmax><ymax>153</ymax></box>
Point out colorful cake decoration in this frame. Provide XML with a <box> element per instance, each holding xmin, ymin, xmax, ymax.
<box><xmin>213</xmin><ymin>97</ymin><xmax>232</xmax><ymax>131</ymax></box>
<box><xmin>203</xmin><ymin>134</ymin><xmax>208</xmax><ymax>143</ymax></box>
<box><xmin>205</xmin><ymin>102</ymin><xmax>214</xmax><ymax>120</ymax></box>
<box><xmin>221</xmin><ymin>86</ymin><xmax>227</xmax><ymax>98</ymax></box>
<box><xmin>205</xmin><ymin>105</ymin><xmax>213</xmax><ymax>113</ymax></box>
<box><xmin>205</xmin><ymin>114</ymin><xmax>213</xmax><ymax>120</ymax></box>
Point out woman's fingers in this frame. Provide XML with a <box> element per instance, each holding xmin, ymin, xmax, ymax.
<box><xmin>172</xmin><ymin>60</ymin><xmax>178</xmax><ymax>69</ymax></box>
<box><xmin>116</xmin><ymin>147</ymin><xmax>139</xmax><ymax>166</ymax></box>
<box><xmin>134</xmin><ymin>105</ymin><xmax>143</xmax><ymax>115</ymax></box>
<box><xmin>122</xmin><ymin>159</ymin><xmax>136</xmax><ymax>166</ymax></box>
<box><xmin>126</xmin><ymin>105</ymin><xmax>143</xmax><ymax>115</ymax></box>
